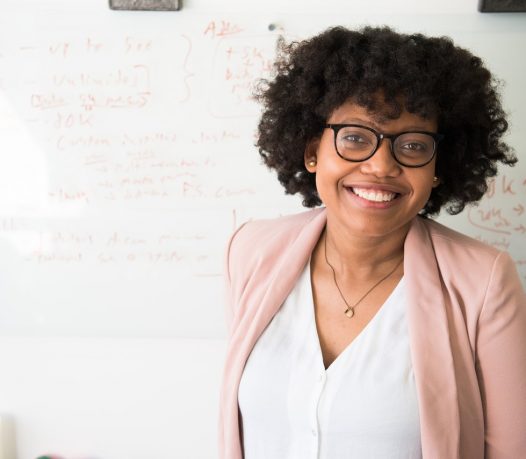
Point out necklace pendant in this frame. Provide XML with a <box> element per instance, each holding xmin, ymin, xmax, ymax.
<box><xmin>344</xmin><ymin>307</ymin><xmax>355</xmax><ymax>318</ymax></box>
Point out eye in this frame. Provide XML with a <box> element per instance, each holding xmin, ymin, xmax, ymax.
<box><xmin>342</xmin><ymin>134</ymin><xmax>367</xmax><ymax>143</ymax></box>
<box><xmin>401</xmin><ymin>142</ymin><xmax>427</xmax><ymax>151</ymax></box>
<box><xmin>396</xmin><ymin>133</ymin><xmax>434</xmax><ymax>155</ymax></box>
<box><xmin>338</xmin><ymin>128</ymin><xmax>375</xmax><ymax>150</ymax></box>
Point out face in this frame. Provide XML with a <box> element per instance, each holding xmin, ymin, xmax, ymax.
<box><xmin>305</xmin><ymin>100</ymin><xmax>440</xmax><ymax>240</ymax></box>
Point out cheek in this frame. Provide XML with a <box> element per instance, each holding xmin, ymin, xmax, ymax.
<box><xmin>314</xmin><ymin>159</ymin><xmax>346</xmax><ymax>193</ymax></box>
<box><xmin>313</xmin><ymin>167</ymin><xmax>339</xmax><ymax>205</ymax></box>
<box><xmin>415</xmin><ymin>176</ymin><xmax>436</xmax><ymax>203</ymax></box>
<box><xmin>313</xmin><ymin>141</ymin><xmax>340</xmax><ymax>189</ymax></box>
<box><xmin>416</xmin><ymin>162</ymin><xmax>437</xmax><ymax>194</ymax></box>
<box><xmin>314</xmin><ymin>172</ymin><xmax>329</xmax><ymax>203</ymax></box>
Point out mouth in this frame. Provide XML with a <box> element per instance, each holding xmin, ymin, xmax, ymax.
<box><xmin>346</xmin><ymin>186</ymin><xmax>401</xmax><ymax>203</ymax></box>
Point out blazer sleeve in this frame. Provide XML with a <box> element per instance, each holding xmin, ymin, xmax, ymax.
<box><xmin>223</xmin><ymin>222</ymin><xmax>249</xmax><ymax>335</ymax></box>
<box><xmin>475</xmin><ymin>251</ymin><xmax>526</xmax><ymax>458</ymax></box>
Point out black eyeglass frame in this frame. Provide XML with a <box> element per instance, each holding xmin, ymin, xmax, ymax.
<box><xmin>325</xmin><ymin>123</ymin><xmax>444</xmax><ymax>168</ymax></box>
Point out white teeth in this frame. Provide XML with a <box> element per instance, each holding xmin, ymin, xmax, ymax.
<box><xmin>352</xmin><ymin>187</ymin><xmax>397</xmax><ymax>202</ymax></box>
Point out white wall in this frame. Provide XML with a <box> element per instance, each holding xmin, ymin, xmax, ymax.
<box><xmin>0</xmin><ymin>1</ymin><xmax>524</xmax><ymax>458</ymax></box>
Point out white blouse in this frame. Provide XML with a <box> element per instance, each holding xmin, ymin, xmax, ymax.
<box><xmin>238</xmin><ymin>260</ymin><xmax>422</xmax><ymax>459</ymax></box>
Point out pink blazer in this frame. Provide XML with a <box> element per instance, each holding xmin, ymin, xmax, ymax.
<box><xmin>219</xmin><ymin>208</ymin><xmax>526</xmax><ymax>459</ymax></box>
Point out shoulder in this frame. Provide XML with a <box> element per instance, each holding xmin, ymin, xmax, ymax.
<box><xmin>240</xmin><ymin>207</ymin><xmax>324</xmax><ymax>235</ymax></box>
<box><xmin>224</xmin><ymin>207</ymin><xmax>324</xmax><ymax>289</ymax></box>
<box><xmin>414</xmin><ymin>217</ymin><xmax>522</xmax><ymax>301</ymax></box>
<box><xmin>229</xmin><ymin>209</ymin><xmax>324</xmax><ymax>257</ymax></box>
<box><xmin>223</xmin><ymin>208</ymin><xmax>325</xmax><ymax>327</ymax></box>
<box><xmin>417</xmin><ymin>216</ymin><xmax>501</xmax><ymax>262</ymax></box>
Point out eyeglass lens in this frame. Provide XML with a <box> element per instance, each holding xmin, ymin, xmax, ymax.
<box><xmin>335</xmin><ymin>126</ymin><xmax>435</xmax><ymax>166</ymax></box>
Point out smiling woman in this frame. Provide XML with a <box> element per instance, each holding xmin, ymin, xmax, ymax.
<box><xmin>305</xmin><ymin>103</ymin><xmax>440</xmax><ymax>240</ymax></box>
<box><xmin>219</xmin><ymin>26</ymin><xmax>526</xmax><ymax>459</ymax></box>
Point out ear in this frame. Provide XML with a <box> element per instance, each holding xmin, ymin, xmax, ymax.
<box><xmin>432</xmin><ymin>176</ymin><xmax>441</xmax><ymax>188</ymax></box>
<box><xmin>304</xmin><ymin>138</ymin><xmax>320</xmax><ymax>173</ymax></box>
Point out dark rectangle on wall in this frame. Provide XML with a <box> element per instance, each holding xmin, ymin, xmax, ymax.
<box><xmin>109</xmin><ymin>0</ymin><xmax>181</xmax><ymax>11</ymax></box>
<box><xmin>478</xmin><ymin>0</ymin><xmax>526</xmax><ymax>12</ymax></box>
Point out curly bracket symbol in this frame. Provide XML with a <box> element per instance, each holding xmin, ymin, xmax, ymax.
<box><xmin>179</xmin><ymin>34</ymin><xmax>194</xmax><ymax>103</ymax></box>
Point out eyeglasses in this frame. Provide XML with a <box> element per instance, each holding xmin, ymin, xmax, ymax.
<box><xmin>325</xmin><ymin>124</ymin><xmax>444</xmax><ymax>168</ymax></box>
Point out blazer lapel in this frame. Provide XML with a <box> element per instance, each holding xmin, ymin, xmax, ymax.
<box><xmin>405</xmin><ymin>217</ymin><xmax>460</xmax><ymax>458</ymax></box>
<box><xmin>229</xmin><ymin>208</ymin><xmax>327</xmax><ymax>343</ymax></box>
<box><xmin>221</xmin><ymin>209</ymin><xmax>327</xmax><ymax>459</ymax></box>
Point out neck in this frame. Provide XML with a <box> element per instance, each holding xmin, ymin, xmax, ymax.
<box><xmin>321</xmin><ymin>215</ymin><xmax>408</xmax><ymax>279</ymax></box>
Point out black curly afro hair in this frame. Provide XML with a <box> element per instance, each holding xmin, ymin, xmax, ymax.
<box><xmin>255</xmin><ymin>26</ymin><xmax>517</xmax><ymax>216</ymax></box>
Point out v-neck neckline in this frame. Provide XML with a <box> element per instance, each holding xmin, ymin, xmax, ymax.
<box><xmin>304</xmin><ymin>260</ymin><xmax>405</xmax><ymax>372</ymax></box>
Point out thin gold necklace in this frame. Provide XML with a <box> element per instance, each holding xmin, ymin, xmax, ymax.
<box><xmin>323</xmin><ymin>233</ymin><xmax>403</xmax><ymax>318</ymax></box>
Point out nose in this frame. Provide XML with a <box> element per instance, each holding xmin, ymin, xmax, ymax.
<box><xmin>360</xmin><ymin>138</ymin><xmax>401</xmax><ymax>178</ymax></box>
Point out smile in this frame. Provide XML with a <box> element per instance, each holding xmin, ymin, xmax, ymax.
<box><xmin>350</xmin><ymin>187</ymin><xmax>399</xmax><ymax>202</ymax></box>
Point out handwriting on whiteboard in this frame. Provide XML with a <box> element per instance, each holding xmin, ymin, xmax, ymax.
<box><xmin>0</xmin><ymin>215</ymin><xmax>236</xmax><ymax>277</ymax></box>
<box><xmin>467</xmin><ymin>175</ymin><xmax>526</xmax><ymax>236</ymax></box>
<box><xmin>458</xmin><ymin>174</ymin><xmax>526</xmax><ymax>281</ymax></box>
<box><xmin>0</xmin><ymin>30</ymin><xmax>275</xmax><ymax>212</ymax></box>
<box><xmin>208</xmin><ymin>35</ymin><xmax>277</xmax><ymax>118</ymax></box>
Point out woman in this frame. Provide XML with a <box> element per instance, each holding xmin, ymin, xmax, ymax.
<box><xmin>219</xmin><ymin>26</ymin><xmax>526</xmax><ymax>458</ymax></box>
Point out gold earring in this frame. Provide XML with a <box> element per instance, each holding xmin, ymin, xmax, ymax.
<box><xmin>307</xmin><ymin>160</ymin><xmax>317</xmax><ymax>167</ymax></box>
<box><xmin>433</xmin><ymin>176</ymin><xmax>439</xmax><ymax>182</ymax></box>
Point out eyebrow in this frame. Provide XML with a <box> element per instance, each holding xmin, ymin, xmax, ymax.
<box><xmin>335</xmin><ymin>118</ymin><xmax>435</xmax><ymax>132</ymax></box>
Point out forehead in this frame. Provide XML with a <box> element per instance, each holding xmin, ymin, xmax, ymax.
<box><xmin>328</xmin><ymin>99</ymin><xmax>438</xmax><ymax>131</ymax></box>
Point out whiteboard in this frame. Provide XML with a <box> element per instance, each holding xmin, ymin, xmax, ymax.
<box><xmin>0</xmin><ymin>2</ymin><xmax>525</xmax><ymax>339</ymax></box>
